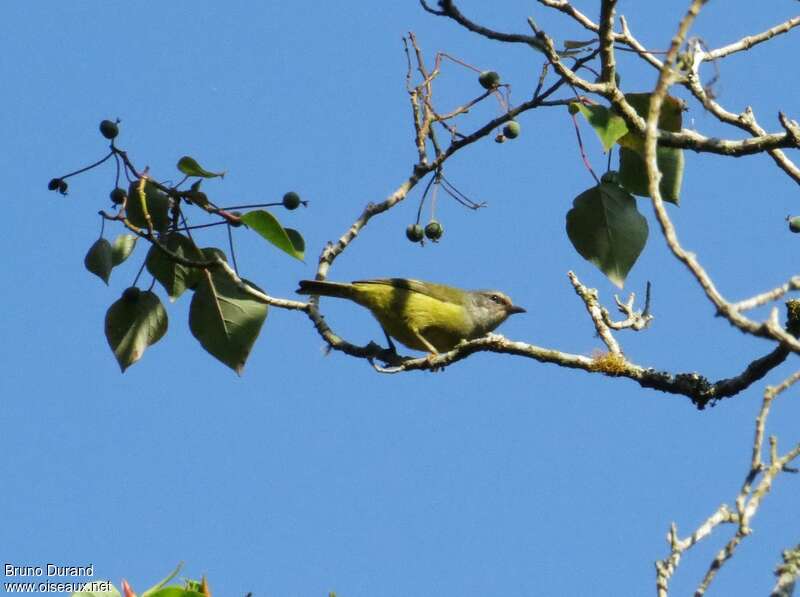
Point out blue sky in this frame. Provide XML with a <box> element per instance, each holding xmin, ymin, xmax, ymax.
<box><xmin>3</xmin><ymin>2</ymin><xmax>800</xmax><ymax>596</ymax></box>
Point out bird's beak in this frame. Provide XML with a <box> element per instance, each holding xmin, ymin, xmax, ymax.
<box><xmin>508</xmin><ymin>304</ymin><xmax>526</xmax><ymax>315</ymax></box>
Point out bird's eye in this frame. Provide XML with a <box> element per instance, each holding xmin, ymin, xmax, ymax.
<box><xmin>490</xmin><ymin>294</ymin><xmax>502</xmax><ymax>304</ymax></box>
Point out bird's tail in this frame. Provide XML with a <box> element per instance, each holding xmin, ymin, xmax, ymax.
<box><xmin>296</xmin><ymin>279</ymin><xmax>356</xmax><ymax>299</ymax></box>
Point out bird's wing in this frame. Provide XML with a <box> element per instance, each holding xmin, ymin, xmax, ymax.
<box><xmin>353</xmin><ymin>278</ymin><xmax>463</xmax><ymax>305</ymax></box>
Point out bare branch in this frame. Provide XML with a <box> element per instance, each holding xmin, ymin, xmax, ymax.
<box><xmin>657</xmin><ymin>369</ymin><xmax>800</xmax><ymax>596</ymax></box>
<box><xmin>771</xmin><ymin>544</ymin><xmax>800</xmax><ymax>597</ymax></box>
<box><xmin>598</xmin><ymin>0</ymin><xmax>618</xmax><ymax>85</ymax></box>
<box><xmin>568</xmin><ymin>271</ymin><xmax>622</xmax><ymax>354</ymax></box>
<box><xmin>603</xmin><ymin>284</ymin><xmax>653</xmax><ymax>331</ymax></box>
<box><xmin>702</xmin><ymin>16</ymin><xmax>800</xmax><ymax>61</ymax></box>
<box><xmin>734</xmin><ymin>277</ymin><xmax>800</xmax><ymax>312</ymax></box>
<box><xmin>537</xmin><ymin>0</ymin><xmax>606</xmax><ymax>35</ymax></box>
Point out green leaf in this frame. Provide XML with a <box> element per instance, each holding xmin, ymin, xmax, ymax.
<box><xmin>189</xmin><ymin>271</ymin><xmax>267</xmax><ymax>374</ymax></box>
<box><xmin>71</xmin><ymin>582</ymin><xmax>120</xmax><ymax>597</ymax></box>
<box><xmin>111</xmin><ymin>234</ymin><xmax>138</xmax><ymax>266</ymax></box>
<box><xmin>240</xmin><ymin>209</ymin><xmax>304</xmax><ymax>261</ymax></box>
<box><xmin>572</xmin><ymin>102</ymin><xmax>628</xmax><ymax>151</ymax></box>
<box><xmin>617</xmin><ymin>92</ymin><xmax>684</xmax><ymax>154</ymax></box>
<box><xmin>566</xmin><ymin>181</ymin><xmax>649</xmax><ymax>288</ymax></box>
<box><xmin>177</xmin><ymin>155</ymin><xmax>225</xmax><ymax>179</ymax></box>
<box><xmin>146</xmin><ymin>233</ymin><xmax>204</xmax><ymax>301</ymax></box>
<box><xmin>284</xmin><ymin>227</ymin><xmax>306</xmax><ymax>259</ymax></box>
<box><xmin>84</xmin><ymin>238</ymin><xmax>113</xmax><ymax>284</ymax></box>
<box><xmin>127</xmin><ymin>179</ymin><xmax>171</xmax><ymax>232</ymax></box>
<box><xmin>105</xmin><ymin>290</ymin><xmax>168</xmax><ymax>372</ymax></box>
<box><xmin>141</xmin><ymin>563</ymin><xmax>183</xmax><ymax>597</ymax></box>
<box><xmin>618</xmin><ymin>145</ymin><xmax>684</xmax><ymax>204</ymax></box>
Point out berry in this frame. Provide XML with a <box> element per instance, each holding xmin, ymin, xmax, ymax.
<box><xmin>601</xmin><ymin>171</ymin><xmax>619</xmax><ymax>185</ymax></box>
<box><xmin>789</xmin><ymin>216</ymin><xmax>800</xmax><ymax>233</ymax></box>
<box><xmin>48</xmin><ymin>178</ymin><xmax>62</xmax><ymax>191</ymax></box>
<box><xmin>503</xmin><ymin>121</ymin><xmax>521</xmax><ymax>139</ymax></box>
<box><xmin>229</xmin><ymin>211</ymin><xmax>243</xmax><ymax>227</ymax></box>
<box><xmin>568</xmin><ymin>102</ymin><xmax>581</xmax><ymax>116</ymax></box>
<box><xmin>110</xmin><ymin>187</ymin><xmax>127</xmax><ymax>205</ymax></box>
<box><xmin>478</xmin><ymin>70</ymin><xmax>500</xmax><ymax>90</ymax></box>
<box><xmin>424</xmin><ymin>220</ymin><xmax>444</xmax><ymax>241</ymax></box>
<box><xmin>122</xmin><ymin>286</ymin><xmax>141</xmax><ymax>302</ymax></box>
<box><xmin>58</xmin><ymin>180</ymin><xmax>68</xmax><ymax>195</ymax></box>
<box><xmin>99</xmin><ymin>119</ymin><xmax>119</xmax><ymax>140</ymax></box>
<box><xmin>282</xmin><ymin>191</ymin><xmax>301</xmax><ymax>210</ymax></box>
<box><xmin>406</xmin><ymin>224</ymin><xmax>424</xmax><ymax>242</ymax></box>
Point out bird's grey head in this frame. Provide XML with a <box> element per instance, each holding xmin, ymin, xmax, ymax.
<box><xmin>466</xmin><ymin>290</ymin><xmax>526</xmax><ymax>337</ymax></box>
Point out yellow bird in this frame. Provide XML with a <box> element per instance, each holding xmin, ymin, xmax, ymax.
<box><xmin>297</xmin><ymin>278</ymin><xmax>525</xmax><ymax>353</ymax></box>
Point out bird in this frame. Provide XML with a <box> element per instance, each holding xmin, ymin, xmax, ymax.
<box><xmin>297</xmin><ymin>278</ymin><xmax>525</xmax><ymax>353</ymax></box>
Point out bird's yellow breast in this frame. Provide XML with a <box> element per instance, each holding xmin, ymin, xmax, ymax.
<box><xmin>350</xmin><ymin>282</ymin><xmax>470</xmax><ymax>352</ymax></box>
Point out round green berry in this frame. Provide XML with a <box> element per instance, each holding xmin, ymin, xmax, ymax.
<box><xmin>789</xmin><ymin>216</ymin><xmax>800</xmax><ymax>233</ymax></box>
<box><xmin>478</xmin><ymin>70</ymin><xmax>501</xmax><ymax>90</ymax></box>
<box><xmin>229</xmin><ymin>210</ymin><xmax>243</xmax><ymax>227</ymax></box>
<box><xmin>406</xmin><ymin>224</ymin><xmax>424</xmax><ymax>242</ymax></box>
<box><xmin>503</xmin><ymin>121</ymin><xmax>520</xmax><ymax>139</ymax></box>
<box><xmin>424</xmin><ymin>220</ymin><xmax>444</xmax><ymax>241</ymax></box>
<box><xmin>568</xmin><ymin>102</ymin><xmax>581</xmax><ymax>116</ymax></box>
<box><xmin>282</xmin><ymin>191</ymin><xmax>301</xmax><ymax>210</ymax></box>
<box><xmin>110</xmin><ymin>187</ymin><xmax>127</xmax><ymax>205</ymax></box>
<box><xmin>99</xmin><ymin>119</ymin><xmax>119</xmax><ymax>140</ymax></box>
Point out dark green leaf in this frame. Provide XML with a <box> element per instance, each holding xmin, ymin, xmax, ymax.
<box><xmin>84</xmin><ymin>238</ymin><xmax>113</xmax><ymax>284</ymax></box>
<box><xmin>566</xmin><ymin>182</ymin><xmax>649</xmax><ymax>288</ymax></box>
<box><xmin>146</xmin><ymin>233</ymin><xmax>204</xmax><ymax>301</ymax></box>
<box><xmin>617</xmin><ymin>92</ymin><xmax>684</xmax><ymax>154</ymax></box>
<box><xmin>240</xmin><ymin>210</ymin><xmax>304</xmax><ymax>261</ymax></box>
<box><xmin>105</xmin><ymin>291</ymin><xmax>168</xmax><ymax>372</ymax></box>
<box><xmin>127</xmin><ymin>180</ymin><xmax>171</xmax><ymax>232</ymax></box>
<box><xmin>284</xmin><ymin>227</ymin><xmax>305</xmax><ymax>259</ymax></box>
<box><xmin>618</xmin><ymin>146</ymin><xmax>684</xmax><ymax>204</ymax></box>
<box><xmin>189</xmin><ymin>271</ymin><xmax>267</xmax><ymax>374</ymax></box>
<box><xmin>111</xmin><ymin>234</ymin><xmax>138</xmax><ymax>266</ymax></box>
<box><xmin>572</xmin><ymin>103</ymin><xmax>628</xmax><ymax>151</ymax></box>
<box><xmin>177</xmin><ymin>155</ymin><xmax>225</xmax><ymax>179</ymax></box>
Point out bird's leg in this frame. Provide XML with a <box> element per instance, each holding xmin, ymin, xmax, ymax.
<box><xmin>381</xmin><ymin>326</ymin><xmax>398</xmax><ymax>354</ymax></box>
<box><xmin>411</xmin><ymin>329</ymin><xmax>439</xmax><ymax>355</ymax></box>
<box><xmin>409</xmin><ymin>328</ymin><xmax>445</xmax><ymax>371</ymax></box>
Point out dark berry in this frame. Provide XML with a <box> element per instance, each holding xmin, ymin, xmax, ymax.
<box><xmin>503</xmin><ymin>121</ymin><xmax>520</xmax><ymax>139</ymax></box>
<box><xmin>99</xmin><ymin>120</ymin><xmax>119</xmax><ymax>140</ymax></box>
<box><xmin>601</xmin><ymin>171</ymin><xmax>619</xmax><ymax>185</ymax></box>
<box><xmin>406</xmin><ymin>224</ymin><xmax>424</xmax><ymax>242</ymax></box>
<box><xmin>122</xmin><ymin>286</ymin><xmax>140</xmax><ymax>302</ymax></box>
<box><xmin>48</xmin><ymin>178</ymin><xmax>62</xmax><ymax>191</ymax></box>
<box><xmin>110</xmin><ymin>187</ymin><xmax>127</xmax><ymax>205</ymax></box>
<box><xmin>789</xmin><ymin>216</ymin><xmax>800</xmax><ymax>233</ymax></box>
<box><xmin>424</xmin><ymin>220</ymin><xmax>443</xmax><ymax>241</ymax></box>
<box><xmin>282</xmin><ymin>191</ymin><xmax>301</xmax><ymax>210</ymax></box>
<box><xmin>478</xmin><ymin>71</ymin><xmax>500</xmax><ymax>90</ymax></box>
